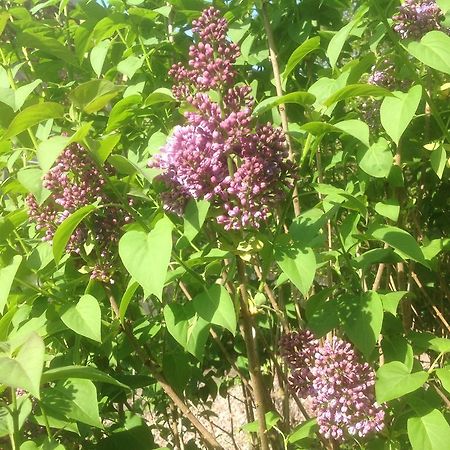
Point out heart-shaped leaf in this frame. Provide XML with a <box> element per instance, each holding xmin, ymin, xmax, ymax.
<box><xmin>119</xmin><ymin>216</ymin><xmax>173</xmax><ymax>299</ymax></box>
<box><xmin>380</xmin><ymin>85</ymin><xmax>422</xmax><ymax>145</ymax></box>
<box><xmin>61</xmin><ymin>295</ymin><xmax>102</xmax><ymax>342</ymax></box>
<box><xmin>376</xmin><ymin>361</ymin><xmax>428</xmax><ymax>403</ymax></box>
<box><xmin>0</xmin><ymin>333</ymin><xmax>45</xmax><ymax>398</ymax></box>
<box><xmin>163</xmin><ymin>303</ymin><xmax>210</xmax><ymax>360</ymax></box>
<box><xmin>192</xmin><ymin>284</ymin><xmax>236</xmax><ymax>335</ymax></box>
<box><xmin>408</xmin><ymin>409</ymin><xmax>450</xmax><ymax>450</ymax></box>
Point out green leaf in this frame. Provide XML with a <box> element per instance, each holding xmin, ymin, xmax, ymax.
<box><xmin>374</xmin><ymin>199</ymin><xmax>400</xmax><ymax>222</ymax></box>
<box><xmin>375</xmin><ymin>361</ymin><xmax>428</xmax><ymax>403</ymax></box>
<box><xmin>436</xmin><ymin>367</ymin><xmax>450</xmax><ymax>393</ymax></box>
<box><xmin>69</xmin><ymin>80</ymin><xmax>123</xmax><ymax>114</ymax></box>
<box><xmin>2</xmin><ymin>103</ymin><xmax>64</xmax><ymax>141</ymax></box>
<box><xmin>37</xmin><ymin>123</ymin><xmax>92</xmax><ymax>173</ymax></box>
<box><xmin>380</xmin><ymin>85</ymin><xmax>422</xmax><ymax>145</ymax></box>
<box><xmin>407</xmin><ymin>409</ymin><xmax>450</xmax><ymax>450</ymax></box>
<box><xmin>0</xmin><ymin>255</ymin><xmax>22</xmax><ymax>314</ymax></box>
<box><xmin>283</xmin><ymin>36</ymin><xmax>321</xmax><ymax>80</ymax></box>
<box><xmin>371</xmin><ymin>225</ymin><xmax>427</xmax><ymax>266</ymax></box>
<box><xmin>305</xmin><ymin>290</ymin><xmax>339</xmax><ymax>337</ymax></box>
<box><xmin>407</xmin><ymin>31</ymin><xmax>450</xmax><ymax>75</ymax></box>
<box><xmin>288</xmin><ymin>418</ymin><xmax>318</xmax><ymax>443</ymax></box>
<box><xmin>326</xmin><ymin>6</ymin><xmax>368</xmax><ymax>67</ymax></box>
<box><xmin>117</xmin><ymin>56</ymin><xmax>143</xmax><ymax>79</ymax></box>
<box><xmin>0</xmin><ymin>79</ymin><xmax>42</xmax><ymax>112</ymax></box>
<box><xmin>334</xmin><ymin>119</ymin><xmax>370</xmax><ymax>147</ymax></box>
<box><xmin>253</xmin><ymin>91</ymin><xmax>315</xmax><ymax>116</ymax></box>
<box><xmin>324</xmin><ymin>84</ymin><xmax>392</xmax><ymax>107</ymax></box>
<box><xmin>53</xmin><ymin>205</ymin><xmax>96</xmax><ymax>264</ymax></box>
<box><xmin>430</xmin><ymin>145</ymin><xmax>446</xmax><ymax>179</ymax></box>
<box><xmin>192</xmin><ymin>285</ymin><xmax>236</xmax><ymax>335</ymax></box>
<box><xmin>119</xmin><ymin>216</ymin><xmax>173</xmax><ymax>299</ymax></box>
<box><xmin>242</xmin><ymin>411</ymin><xmax>282</xmax><ymax>433</ymax></box>
<box><xmin>380</xmin><ymin>291</ymin><xmax>408</xmax><ymax>316</ymax></box>
<box><xmin>0</xmin><ymin>333</ymin><xmax>45</xmax><ymax>398</ymax></box>
<box><xmin>17</xmin><ymin>167</ymin><xmax>50</xmax><ymax>204</ymax></box>
<box><xmin>358</xmin><ymin>138</ymin><xmax>392</xmax><ymax>178</ymax></box>
<box><xmin>107</xmin><ymin>154</ymin><xmax>140</xmax><ymax>175</ymax></box>
<box><xmin>41</xmin><ymin>366</ymin><xmax>129</xmax><ymax>389</ymax></box>
<box><xmin>106</xmin><ymin>95</ymin><xmax>141</xmax><ymax>133</ymax></box>
<box><xmin>17</xmin><ymin>31</ymin><xmax>77</xmax><ymax>66</ymax></box>
<box><xmin>37</xmin><ymin>136</ymin><xmax>69</xmax><ymax>173</ymax></box>
<box><xmin>327</xmin><ymin>22</ymin><xmax>354</xmax><ymax>68</ymax></box>
<box><xmin>90</xmin><ymin>40</ymin><xmax>110</xmax><ymax>78</ymax></box>
<box><xmin>144</xmin><ymin>88</ymin><xmax>176</xmax><ymax>106</ymax></box>
<box><xmin>119</xmin><ymin>280</ymin><xmax>140</xmax><ymax>322</ymax></box>
<box><xmin>436</xmin><ymin>0</ymin><xmax>450</xmax><ymax>13</ymax></box>
<box><xmin>409</xmin><ymin>331</ymin><xmax>450</xmax><ymax>354</ymax></box>
<box><xmin>275</xmin><ymin>246</ymin><xmax>316</xmax><ymax>296</ymax></box>
<box><xmin>61</xmin><ymin>295</ymin><xmax>101</xmax><ymax>342</ymax></box>
<box><xmin>184</xmin><ymin>199</ymin><xmax>210</xmax><ymax>242</ymax></box>
<box><xmin>339</xmin><ymin>291</ymin><xmax>384</xmax><ymax>358</ymax></box>
<box><xmin>51</xmin><ymin>378</ymin><xmax>102</xmax><ymax>428</ymax></box>
<box><xmin>163</xmin><ymin>303</ymin><xmax>210</xmax><ymax>360</ymax></box>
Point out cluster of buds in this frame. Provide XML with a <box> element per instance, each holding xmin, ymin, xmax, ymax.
<box><xmin>393</xmin><ymin>0</ymin><xmax>446</xmax><ymax>40</ymax></box>
<box><xmin>26</xmin><ymin>142</ymin><xmax>131</xmax><ymax>282</ymax></box>
<box><xmin>280</xmin><ymin>331</ymin><xmax>385</xmax><ymax>442</ymax></box>
<box><xmin>150</xmin><ymin>7</ymin><xmax>294</xmax><ymax>230</ymax></box>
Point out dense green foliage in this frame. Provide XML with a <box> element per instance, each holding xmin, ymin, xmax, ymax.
<box><xmin>0</xmin><ymin>0</ymin><xmax>449</xmax><ymax>449</ymax></box>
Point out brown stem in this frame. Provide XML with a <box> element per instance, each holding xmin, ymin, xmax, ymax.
<box><xmin>236</xmin><ymin>257</ymin><xmax>270</xmax><ymax>450</ymax></box>
<box><xmin>410</xmin><ymin>271</ymin><xmax>450</xmax><ymax>333</ymax></box>
<box><xmin>372</xmin><ymin>263</ymin><xmax>386</xmax><ymax>292</ymax></box>
<box><xmin>104</xmin><ymin>286</ymin><xmax>223</xmax><ymax>450</ymax></box>
<box><xmin>260</xmin><ymin>0</ymin><xmax>300</xmax><ymax>217</ymax></box>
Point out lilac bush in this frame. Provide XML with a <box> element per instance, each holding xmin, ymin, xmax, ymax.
<box><xmin>150</xmin><ymin>7</ymin><xmax>293</xmax><ymax>230</ymax></box>
<box><xmin>281</xmin><ymin>331</ymin><xmax>385</xmax><ymax>442</ymax></box>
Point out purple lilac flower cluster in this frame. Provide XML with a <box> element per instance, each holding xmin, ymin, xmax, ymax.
<box><xmin>280</xmin><ymin>330</ymin><xmax>385</xmax><ymax>442</ymax></box>
<box><xmin>26</xmin><ymin>142</ymin><xmax>131</xmax><ymax>282</ymax></box>
<box><xmin>368</xmin><ymin>60</ymin><xmax>397</xmax><ymax>90</ymax></box>
<box><xmin>393</xmin><ymin>0</ymin><xmax>446</xmax><ymax>40</ymax></box>
<box><xmin>150</xmin><ymin>7</ymin><xmax>293</xmax><ymax>230</ymax></box>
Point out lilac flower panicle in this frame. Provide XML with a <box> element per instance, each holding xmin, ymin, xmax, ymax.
<box><xmin>281</xmin><ymin>331</ymin><xmax>385</xmax><ymax>442</ymax></box>
<box><xmin>151</xmin><ymin>7</ymin><xmax>293</xmax><ymax>230</ymax></box>
<box><xmin>393</xmin><ymin>0</ymin><xmax>446</xmax><ymax>40</ymax></box>
<box><xmin>368</xmin><ymin>60</ymin><xmax>397</xmax><ymax>90</ymax></box>
<box><xmin>26</xmin><ymin>142</ymin><xmax>132</xmax><ymax>282</ymax></box>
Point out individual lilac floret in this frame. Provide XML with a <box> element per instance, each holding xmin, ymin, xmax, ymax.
<box><xmin>281</xmin><ymin>331</ymin><xmax>385</xmax><ymax>442</ymax></box>
<box><xmin>151</xmin><ymin>7</ymin><xmax>294</xmax><ymax>230</ymax></box>
<box><xmin>26</xmin><ymin>142</ymin><xmax>131</xmax><ymax>282</ymax></box>
<box><xmin>393</xmin><ymin>0</ymin><xmax>445</xmax><ymax>40</ymax></box>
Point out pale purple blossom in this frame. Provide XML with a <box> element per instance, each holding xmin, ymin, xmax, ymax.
<box><xmin>280</xmin><ymin>331</ymin><xmax>385</xmax><ymax>442</ymax></box>
<box><xmin>26</xmin><ymin>142</ymin><xmax>131</xmax><ymax>282</ymax></box>
<box><xmin>393</xmin><ymin>0</ymin><xmax>446</xmax><ymax>39</ymax></box>
<box><xmin>151</xmin><ymin>7</ymin><xmax>293</xmax><ymax>230</ymax></box>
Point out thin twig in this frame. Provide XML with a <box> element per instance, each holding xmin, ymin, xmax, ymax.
<box><xmin>260</xmin><ymin>0</ymin><xmax>300</xmax><ymax>217</ymax></box>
